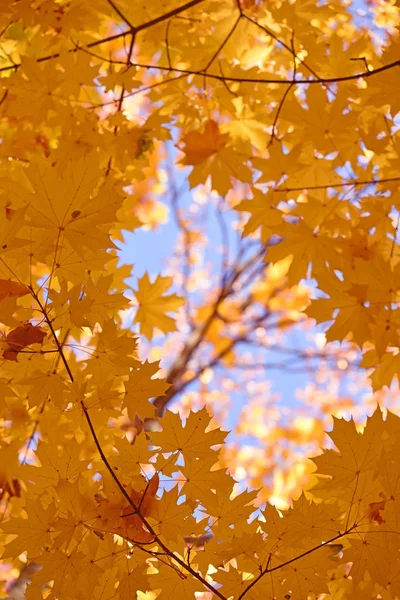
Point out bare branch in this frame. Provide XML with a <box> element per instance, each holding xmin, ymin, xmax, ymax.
<box><xmin>275</xmin><ymin>175</ymin><xmax>400</xmax><ymax>193</ymax></box>
<box><xmin>202</xmin><ymin>14</ymin><xmax>241</xmax><ymax>72</ymax></box>
<box><xmin>125</xmin><ymin>58</ymin><xmax>395</xmax><ymax>86</ymax></box>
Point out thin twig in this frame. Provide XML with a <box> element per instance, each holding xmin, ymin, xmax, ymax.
<box><xmin>165</xmin><ymin>20</ymin><xmax>172</xmax><ymax>69</ymax></box>
<box><xmin>202</xmin><ymin>15</ymin><xmax>241</xmax><ymax>72</ymax></box>
<box><xmin>107</xmin><ymin>0</ymin><xmax>135</xmax><ymax>30</ymax></box>
<box><xmin>238</xmin><ymin>526</ymin><xmax>358</xmax><ymax>599</ymax></box>
<box><xmin>274</xmin><ymin>175</ymin><xmax>400</xmax><ymax>193</ymax></box>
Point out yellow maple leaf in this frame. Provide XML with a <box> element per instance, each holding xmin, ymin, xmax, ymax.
<box><xmin>2</xmin><ymin>499</ymin><xmax>57</xmax><ymax>559</ymax></box>
<box><xmin>236</xmin><ymin>190</ymin><xmax>284</xmax><ymax>239</ymax></box>
<box><xmin>180</xmin><ymin>119</ymin><xmax>252</xmax><ymax>194</ymax></box>
<box><xmin>133</xmin><ymin>273</ymin><xmax>184</xmax><ymax>340</ymax></box>
<box><xmin>149</xmin><ymin>408</ymin><xmax>227</xmax><ymax>461</ymax></box>
<box><xmin>123</xmin><ymin>360</ymin><xmax>170</xmax><ymax>420</ymax></box>
<box><xmin>220</xmin><ymin>97</ymin><xmax>268</xmax><ymax>152</ymax></box>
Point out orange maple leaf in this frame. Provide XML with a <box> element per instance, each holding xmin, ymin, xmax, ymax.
<box><xmin>368</xmin><ymin>493</ymin><xmax>388</xmax><ymax>525</ymax></box>
<box><xmin>0</xmin><ymin>279</ymin><xmax>29</xmax><ymax>301</ymax></box>
<box><xmin>180</xmin><ymin>120</ymin><xmax>229</xmax><ymax>166</ymax></box>
<box><xmin>3</xmin><ymin>323</ymin><xmax>46</xmax><ymax>361</ymax></box>
<box><xmin>97</xmin><ymin>473</ymin><xmax>160</xmax><ymax>544</ymax></box>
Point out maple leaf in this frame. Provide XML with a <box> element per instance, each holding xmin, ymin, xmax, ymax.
<box><xmin>307</xmin><ymin>293</ymin><xmax>371</xmax><ymax>347</ymax></box>
<box><xmin>180</xmin><ymin>120</ymin><xmax>229</xmax><ymax>166</ymax></box>
<box><xmin>48</xmin><ymin>281</ymin><xmax>94</xmax><ymax>329</ymax></box>
<box><xmin>123</xmin><ymin>360</ymin><xmax>170</xmax><ymax>420</ymax></box>
<box><xmin>149</xmin><ymin>408</ymin><xmax>227</xmax><ymax>461</ymax></box>
<box><xmin>28</xmin><ymin>548</ymin><xmax>85</xmax><ymax>598</ymax></box>
<box><xmin>180</xmin><ymin>455</ymin><xmax>233</xmax><ymax>506</ymax></box>
<box><xmin>236</xmin><ymin>190</ymin><xmax>284</xmax><ymax>239</ymax></box>
<box><xmin>266</xmin><ymin>221</ymin><xmax>338</xmax><ymax>287</ymax></box>
<box><xmin>202</xmin><ymin>486</ymin><xmax>258</xmax><ymax>537</ymax></box>
<box><xmin>55</xmin><ymin>479</ymin><xmax>100</xmax><ymax>533</ymax></box>
<box><xmin>133</xmin><ymin>273</ymin><xmax>184</xmax><ymax>340</ymax></box>
<box><xmin>148</xmin><ymin>487</ymin><xmax>193</xmax><ymax>542</ymax></box>
<box><xmin>17</xmin><ymin>367</ymin><xmax>66</xmax><ymax>409</ymax></box>
<box><xmin>180</xmin><ymin>119</ymin><xmax>252</xmax><ymax>194</ymax></box>
<box><xmin>1</xmin><ymin>500</ymin><xmax>58</xmax><ymax>559</ymax></box>
<box><xmin>152</xmin><ymin>562</ymin><xmax>203</xmax><ymax>600</ymax></box>
<box><xmin>220</xmin><ymin>97</ymin><xmax>269</xmax><ymax>152</ymax></box>
<box><xmin>117</xmin><ymin>565</ymin><xmax>149</xmax><ymax>599</ymax></box>
<box><xmin>277</xmin><ymin>543</ymin><xmax>338</xmax><ymax>599</ymax></box>
<box><xmin>109</xmin><ymin>435</ymin><xmax>154</xmax><ymax>482</ymax></box>
<box><xmin>2</xmin><ymin>323</ymin><xmax>46</xmax><ymax>361</ymax></box>
<box><xmin>365</xmin><ymin>350</ymin><xmax>400</xmax><ymax>391</ymax></box>
<box><xmin>26</xmin><ymin>438</ymin><xmax>85</xmax><ymax>491</ymax></box>
<box><xmin>0</xmin><ymin>279</ymin><xmax>29</xmax><ymax>301</ymax></box>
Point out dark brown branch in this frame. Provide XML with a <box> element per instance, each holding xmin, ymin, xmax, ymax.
<box><xmin>275</xmin><ymin>175</ymin><xmax>400</xmax><ymax>193</ymax></box>
<box><xmin>21</xmin><ymin>328</ymin><xmax>71</xmax><ymax>464</ymax></box>
<box><xmin>390</xmin><ymin>212</ymin><xmax>400</xmax><ymax>258</ymax></box>
<box><xmin>69</xmin><ymin>40</ymin><xmax>127</xmax><ymax>65</ymax></box>
<box><xmin>233</xmin><ymin>358</ymin><xmax>355</xmax><ymax>373</ymax></box>
<box><xmin>0</xmin><ymin>90</ymin><xmax>8</xmax><ymax>106</ymax></box>
<box><xmin>125</xmin><ymin>57</ymin><xmax>400</xmax><ymax>85</ymax></box>
<box><xmin>165</xmin><ymin>20</ymin><xmax>173</xmax><ymax>69</ymax></box>
<box><xmin>268</xmin><ymin>83</ymin><xmax>294</xmax><ymax>146</ymax></box>
<box><xmin>0</xmin><ymin>31</ymin><xmax>397</xmax><ymax>91</ymax></box>
<box><xmin>153</xmin><ymin>243</ymin><xmax>269</xmax><ymax>415</ymax></box>
<box><xmin>181</xmin><ymin>309</ymin><xmax>276</xmax><ymax>389</ymax></box>
<box><xmin>268</xmin><ymin>30</ymin><xmax>297</xmax><ymax>146</ymax></box>
<box><xmin>154</xmin><ymin>245</ymin><xmax>272</xmax><ymax>415</ymax></box>
<box><xmin>218</xmin><ymin>62</ymin><xmax>237</xmax><ymax>96</ymax></box>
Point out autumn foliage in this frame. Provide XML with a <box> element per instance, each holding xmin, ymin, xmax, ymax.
<box><xmin>1</xmin><ymin>0</ymin><xmax>400</xmax><ymax>599</ymax></box>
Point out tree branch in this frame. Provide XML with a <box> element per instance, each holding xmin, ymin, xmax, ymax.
<box><xmin>121</xmin><ymin>57</ymin><xmax>400</xmax><ymax>86</ymax></box>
